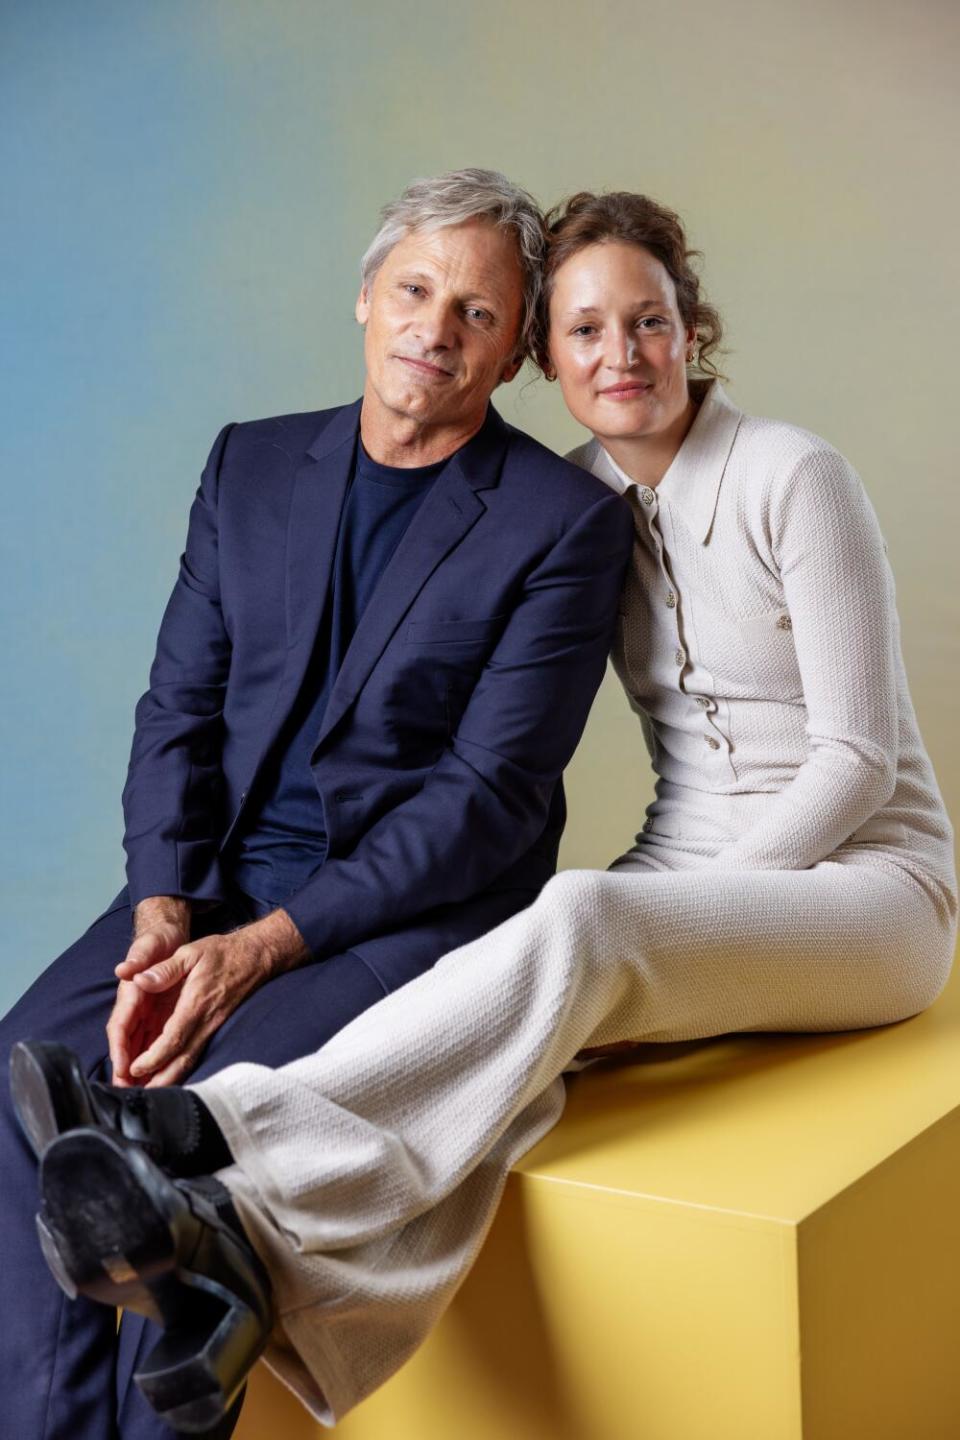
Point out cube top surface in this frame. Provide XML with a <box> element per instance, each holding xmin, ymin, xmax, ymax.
<box><xmin>515</xmin><ymin>959</ymin><xmax>960</xmax><ymax>1223</ymax></box>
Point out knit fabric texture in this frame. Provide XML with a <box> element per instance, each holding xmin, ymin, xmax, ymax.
<box><xmin>568</xmin><ymin>380</ymin><xmax>956</xmax><ymax>915</ymax></box>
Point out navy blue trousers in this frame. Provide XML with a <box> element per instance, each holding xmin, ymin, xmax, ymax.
<box><xmin>0</xmin><ymin>890</ymin><xmax>388</xmax><ymax>1440</ymax></box>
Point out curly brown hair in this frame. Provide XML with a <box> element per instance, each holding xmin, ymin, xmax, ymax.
<box><xmin>533</xmin><ymin>191</ymin><xmax>725</xmax><ymax>380</ymax></box>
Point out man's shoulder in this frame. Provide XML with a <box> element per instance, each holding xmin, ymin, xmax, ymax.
<box><xmin>225</xmin><ymin>401</ymin><xmax>357</xmax><ymax>457</ymax></box>
<box><xmin>500</xmin><ymin>421</ymin><xmax>624</xmax><ymax>515</ymax></box>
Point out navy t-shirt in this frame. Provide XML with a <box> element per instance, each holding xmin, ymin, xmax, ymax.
<box><xmin>231</xmin><ymin>441</ymin><xmax>446</xmax><ymax>906</ymax></box>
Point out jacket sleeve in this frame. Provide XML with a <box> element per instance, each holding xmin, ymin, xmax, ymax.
<box><xmin>122</xmin><ymin>423</ymin><xmax>235</xmax><ymax>907</ymax></box>
<box><xmin>711</xmin><ymin>445</ymin><xmax>899</xmax><ymax>872</ymax></box>
<box><xmin>283</xmin><ymin>490</ymin><xmax>634</xmax><ymax>958</ymax></box>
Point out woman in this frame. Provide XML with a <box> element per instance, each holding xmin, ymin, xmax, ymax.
<box><xmin>17</xmin><ymin>192</ymin><xmax>957</xmax><ymax>1432</ymax></box>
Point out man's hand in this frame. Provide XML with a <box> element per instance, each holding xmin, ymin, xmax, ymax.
<box><xmin>121</xmin><ymin>909</ymin><xmax>309</xmax><ymax>1088</ymax></box>
<box><xmin>107</xmin><ymin>896</ymin><xmax>192</xmax><ymax>1085</ymax></box>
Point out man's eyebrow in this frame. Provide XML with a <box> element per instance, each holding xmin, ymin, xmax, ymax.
<box><xmin>461</xmin><ymin>293</ymin><xmax>498</xmax><ymax>309</ymax></box>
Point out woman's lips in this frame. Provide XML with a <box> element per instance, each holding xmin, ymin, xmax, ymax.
<box><xmin>599</xmin><ymin>382</ymin><xmax>653</xmax><ymax>399</ymax></box>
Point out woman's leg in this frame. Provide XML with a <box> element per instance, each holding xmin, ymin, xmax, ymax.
<box><xmin>193</xmin><ymin>863</ymin><xmax>953</xmax><ymax>1423</ymax></box>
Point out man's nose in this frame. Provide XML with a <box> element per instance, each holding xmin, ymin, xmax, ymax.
<box><xmin>413</xmin><ymin>302</ymin><xmax>458</xmax><ymax>351</ymax></box>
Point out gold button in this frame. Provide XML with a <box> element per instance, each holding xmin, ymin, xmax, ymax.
<box><xmin>776</xmin><ymin>613</ymin><xmax>793</xmax><ymax>631</ymax></box>
<box><xmin>675</xmin><ymin>649</ymin><xmax>685</xmax><ymax>667</ymax></box>
<box><xmin>705</xmin><ymin>736</ymin><xmax>720</xmax><ymax>750</ymax></box>
<box><xmin>640</xmin><ymin>487</ymin><xmax>655</xmax><ymax>506</ymax></box>
<box><xmin>665</xmin><ymin>592</ymin><xmax>677</xmax><ymax>608</ymax></box>
<box><xmin>695</xmin><ymin>696</ymin><xmax>710</xmax><ymax>709</ymax></box>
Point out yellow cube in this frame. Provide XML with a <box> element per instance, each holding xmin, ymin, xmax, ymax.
<box><xmin>239</xmin><ymin>957</ymin><xmax>960</xmax><ymax>1439</ymax></box>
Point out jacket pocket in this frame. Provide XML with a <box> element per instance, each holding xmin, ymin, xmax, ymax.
<box><xmin>404</xmin><ymin>615</ymin><xmax>507</xmax><ymax>646</ymax></box>
<box><xmin>734</xmin><ymin>608</ymin><xmax>803</xmax><ymax>699</ymax></box>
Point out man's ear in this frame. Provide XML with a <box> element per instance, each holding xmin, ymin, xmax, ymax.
<box><xmin>499</xmin><ymin>353</ymin><xmax>524</xmax><ymax>386</ymax></box>
<box><xmin>355</xmin><ymin>286</ymin><xmax>369</xmax><ymax>326</ymax></box>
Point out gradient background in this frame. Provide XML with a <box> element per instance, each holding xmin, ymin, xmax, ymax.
<box><xmin>2</xmin><ymin>0</ymin><xmax>957</xmax><ymax>1013</ymax></box>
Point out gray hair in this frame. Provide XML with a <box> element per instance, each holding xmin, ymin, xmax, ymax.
<box><xmin>360</xmin><ymin>168</ymin><xmax>545</xmax><ymax>359</ymax></box>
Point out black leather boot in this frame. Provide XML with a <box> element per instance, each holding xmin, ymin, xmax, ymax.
<box><xmin>9</xmin><ymin>1039</ymin><xmax>233</xmax><ymax>1176</ymax></box>
<box><xmin>38</xmin><ymin>1126</ymin><xmax>273</xmax><ymax>1434</ymax></box>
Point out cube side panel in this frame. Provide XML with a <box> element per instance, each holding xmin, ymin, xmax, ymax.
<box><xmin>335</xmin><ymin>1176</ymin><xmax>803</xmax><ymax>1440</ymax></box>
<box><xmin>798</xmin><ymin>1106</ymin><xmax>960</xmax><ymax>1440</ymax></box>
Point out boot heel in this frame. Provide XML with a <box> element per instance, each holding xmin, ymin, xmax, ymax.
<box><xmin>135</xmin><ymin>1293</ymin><xmax>266</xmax><ymax>1433</ymax></box>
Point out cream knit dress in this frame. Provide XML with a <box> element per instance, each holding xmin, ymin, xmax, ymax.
<box><xmin>194</xmin><ymin>381</ymin><xmax>957</xmax><ymax>1425</ymax></box>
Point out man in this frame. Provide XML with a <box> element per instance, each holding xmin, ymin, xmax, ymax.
<box><xmin>0</xmin><ymin>169</ymin><xmax>632</xmax><ymax>1437</ymax></box>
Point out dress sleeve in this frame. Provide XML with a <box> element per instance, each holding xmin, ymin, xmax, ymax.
<box><xmin>711</xmin><ymin>444</ymin><xmax>899</xmax><ymax>871</ymax></box>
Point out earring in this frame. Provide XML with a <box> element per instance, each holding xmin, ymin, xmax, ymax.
<box><xmin>686</xmin><ymin>348</ymin><xmax>697</xmax><ymax>365</ymax></box>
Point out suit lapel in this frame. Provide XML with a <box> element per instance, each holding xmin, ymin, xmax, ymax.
<box><xmin>316</xmin><ymin>404</ymin><xmax>510</xmax><ymax>745</ymax></box>
<box><xmin>315</xmin><ymin>468</ymin><xmax>482</xmax><ymax>745</ymax></box>
<box><xmin>234</xmin><ymin>402</ymin><xmax>359</xmax><ymax>807</ymax></box>
<box><xmin>284</xmin><ymin>401</ymin><xmax>360</xmax><ymax>652</ymax></box>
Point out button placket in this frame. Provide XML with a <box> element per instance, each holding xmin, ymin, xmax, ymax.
<box><xmin>627</xmin><ymin>484</ymin><xmax>733</xmax><ymax>766</ymax></box>
<box><xmin>701</xmin><ymin>706</ymin><xmax>728</xmax><ymax>757</ymax></box>
<box><xmin>645</xmin><ymin>502</ymin><xmax>692</xmax><ymax>699</ymax></box>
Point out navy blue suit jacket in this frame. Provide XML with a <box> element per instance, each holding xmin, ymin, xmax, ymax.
<box><xmin>121</xmin><ymin>400</ymin><xmax>633</xmax><ymax>991</ymax></box>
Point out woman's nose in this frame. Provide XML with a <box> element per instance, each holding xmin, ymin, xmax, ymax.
<box><xmin>605</xmin><ymin>331</ymin><xmax>639</xmax><ymax>369</ymax></box>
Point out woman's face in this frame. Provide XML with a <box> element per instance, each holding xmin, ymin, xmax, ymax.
<box><xmin>546</xmin><ymin>241</ymin><xmax>696</xmax><ymax>447</ymax></box>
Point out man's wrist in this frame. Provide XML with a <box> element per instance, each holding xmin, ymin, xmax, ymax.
<box><xmin>133</xmin><ymin>895</ymin><xmax>192</xmax><ymax>937</ymax></box>
<box><xmin>245</xmin><ymin>908</ymin><xmax>310</xmax><ymax>979</ymax></box>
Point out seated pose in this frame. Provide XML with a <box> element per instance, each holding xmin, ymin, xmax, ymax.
<box><xmin>0</xmin><ymin>171</ymin><xmax>635</xmax><ymax>1439</ymax></box>
<box><xmin>14</xmin><ymin>191</ymin><xmax>956</xmax><ymax>1435</ymax></box>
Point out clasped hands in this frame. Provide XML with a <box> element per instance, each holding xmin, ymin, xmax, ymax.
<box><xmin>107</xmin><ymin>896</ymin><xmax>307</xmax><ymax>1087</ymax></box>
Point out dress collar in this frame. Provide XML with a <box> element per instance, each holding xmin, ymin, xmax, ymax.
<box><xmin>575</xmin><ymin>379</ymin><xmax>744</xmax><ymax>543</ymax></box>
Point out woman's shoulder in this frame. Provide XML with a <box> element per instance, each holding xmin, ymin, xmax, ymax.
<box><xmin>733</xmin><ymin>407</ymin><xmax>846</xmax><ymax>474</ymax></box>
<box><xmin>723</xmin><ymin>408</ymin><xmax>882</xmax><ymax>565</ymax></box>
<box><xmin>730</xmin><ymin>406</ymin><xmax>864</xmax><ymax>519</ymax></box>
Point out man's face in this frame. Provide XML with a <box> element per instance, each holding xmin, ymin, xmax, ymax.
<box><xmin>356</xmin><ymin>219</ymin><xmax>525</xmax><ymax>439</ymax></box>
